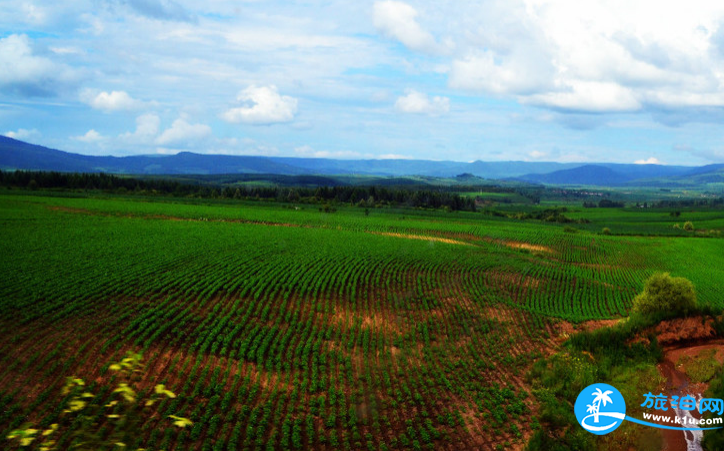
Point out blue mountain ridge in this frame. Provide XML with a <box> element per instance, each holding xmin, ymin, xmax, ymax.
<box><xmin>0</xmin><ymin>136</ymin><xmax>713</xmax><ymax>186</ymax></box>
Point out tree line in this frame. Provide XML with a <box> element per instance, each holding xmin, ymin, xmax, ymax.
<box><xmin>0</xmin><ymin>170</ymin><xmax>477</xmax><ymax>211</ymax></box>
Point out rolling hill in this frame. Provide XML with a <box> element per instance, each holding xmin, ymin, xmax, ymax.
<box><xmin>4</xmin><ymin>136</ymin><xmax>723</xmax><ymax>188</ymax></box>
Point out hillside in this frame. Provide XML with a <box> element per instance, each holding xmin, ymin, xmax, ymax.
<box><xmin>3</xmin><ymin>193</ymin><xmax>724</xmax><ymax>450</ymax></box>
<box><xmin>517</xmin><ymin>165</ymin><xmax>632</xmax><ymax>186</ymax></box>
<box><xmin>0</xmin><ymin>136</ymin><xmax>580</xmax><ymax>178</ymax></box>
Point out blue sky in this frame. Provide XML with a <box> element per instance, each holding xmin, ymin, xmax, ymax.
<box><xmin>2</xmin><ymin>0</ymin><xmax>724</xmax><ymax>165</ymax></box>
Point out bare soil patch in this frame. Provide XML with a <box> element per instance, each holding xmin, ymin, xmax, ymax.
<box><xmin>655</xmin><ymin>316</ymin><xmax>717</xmax><ymax>346</ymax></box>
<box><xmin>367</xmin><ymin>231</ymin><xmax>475</xmax><ymax>246</ymax></box>
<box><xmin>551</xmin><ymin>318</ymin><xmax>620</xmax><ymax>343</ymax></box>
<box><xmin>501</xmin><ymin>240</ymin><xmax>554</xmax><ymax>253</ymax></box>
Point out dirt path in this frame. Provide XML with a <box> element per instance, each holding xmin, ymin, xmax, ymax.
<box><xmin>658</xmin><ymin>358</ymin><xmax>697</xmax><ymax>451</ymax></box>
<box><xmin>657</xmin><ymin>340</ymin><xmax>724</xmax><ymax>451</ymax></box>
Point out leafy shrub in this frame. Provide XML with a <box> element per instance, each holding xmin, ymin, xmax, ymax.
<box><xmin>7</xmin><ymin>352</ymin><xmax>191</xmax><ymax>451</ymax></box>
<box><xmin>632</xmin><ymin>272</ymin><xmax>696</xmax><ymax>317</ymax></box>
<box><xmin>683</xmin><ymin>221</ymin><xmax>694</xmax><ymax>231</ymax></box>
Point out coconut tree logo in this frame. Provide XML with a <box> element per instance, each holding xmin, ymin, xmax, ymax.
<box><xmin>587</xmin><ymin>387</ymin><xmax>614</xmax><ymax>424</ymax></box>
<box><xmin>574</xmin><ymin>383</ymin><xmax>626</xmax><ymax>435</ymax></box>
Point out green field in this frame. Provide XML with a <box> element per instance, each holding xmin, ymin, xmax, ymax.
<box><xmin>2</xmin><ymin>191</ymin><xmax>724</xmax><ymax>450</ymax></box>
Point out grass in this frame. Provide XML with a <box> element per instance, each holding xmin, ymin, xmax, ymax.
<box><xmin>678</xmin><ymin>349</ymin><xmax>719</xmax><ymax>383</ymax></box>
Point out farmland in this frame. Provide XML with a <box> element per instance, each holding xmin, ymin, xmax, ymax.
<box><xmin>2</xmin><ymin>190</ymin><xmax>724</xmax><ymax>450</ymax></box>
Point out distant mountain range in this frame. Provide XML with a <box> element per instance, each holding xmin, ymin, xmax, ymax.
<box><xmin>2</xmin><ymin>136</ymin><xmax>723</xmax><ymax>188</ymax></box>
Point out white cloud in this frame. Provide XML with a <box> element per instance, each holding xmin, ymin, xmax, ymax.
<box><xmin>119</xmin><ymin>113</ymin><xmax>161</xmax><ymax>143</ymax></box>
<box><xmin>379</xmin><ymin>153</ymin><xmax>413</xmax><ymax>159</ymax></box>
<box><xmin>634</xmin><ymin>157</ymin><xmax>663</xmax><ymax>165</ymax></box>
<box><xmin>155</xmin><ymin>118</ymin><xmax>212</xmax><ymax>145</ymax></box>
<box><xmin>221</xmin><ymin>85</ymin><xmax>298</xmax><ymax>125</ymax></box>
<box><xmin>528</xmin><ymin>150</ymin><xmax>547</xmax><ymax>159</ymax></box>
<box><xmin>294</xmin><ymin>145</ymin><xmax>361</xmax><ymax>159</ymax></box>
<box><xmin>395</xmin><ymin>90</ymin><xmax>450</xmax><ymax>115</ymax></box>
<box><xmin>439</xmin><ymin>1</ymin><xmax>724</xmax><ymax>115</ymax></box>
<box><xmin>0</xmin><ymin>34</ymin><xmax>76</xmax><ymax>96</ymax></box>
<box><xmin>23</xmin><ymin>3</ymin><xmax>48</xmax><ymax>25</ymax></box>
<box><xmin>73</xmin><ymin>129</ymin><xmax>105</xmax><ymax>143</ymax></box>
<box><xmin>4</xmin><ymin>128</ymin><xmax>41</xmax><ymax>141</ymax></box>
<box><xmin>9</xmin><ymin>1</ymin><xmax>724</xmax><ymax>164</ymax></box>
<box><xmin>81</xmin><ymin>90</ymin><xmax>144</xmax><ymax>112</ymax></box>
<box><xmin>373</xmin><ymin>1</ymin><xmax>442</xmax><ymax>54</ymax></box>
<box><xmin>524</xmin><ymin>81</ymin><xmax>641</xmax><ymax>113</ymax></box>
<box><xmin>49</xmin><ymin>46</ymin><xmax>83</xmax><ymax>55</ymax></box>
<box><xmin>449</xmin><ymin>51</ymin><xmax>552</xmax><ymax>95</ymax></box>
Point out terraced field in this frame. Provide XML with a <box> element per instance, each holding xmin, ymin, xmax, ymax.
<box><xmin>1</xmin><ymin>193</ymin><xmax>723</xmax><ymax>450</ymax></box>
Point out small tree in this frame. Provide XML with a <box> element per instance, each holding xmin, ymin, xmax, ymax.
<box><xmin>683</xmin><ymin>221</ymin><xmax>694</xmax><ymax>231</ymax></box>
<box><xmin>602</xmin><ymin>227</ymin><xmax>611</xmax><ymax>235</ymax></box>
<box><xmin>632</xmin><ymin>272</ymin><xmax>697</xmax><ymax>317</ymax></box>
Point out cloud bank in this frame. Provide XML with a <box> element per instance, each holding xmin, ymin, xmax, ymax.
<box><xmin>0</xmin><ymin>34</ymin><xmax>77</xmax><ymax>96</ymax></box>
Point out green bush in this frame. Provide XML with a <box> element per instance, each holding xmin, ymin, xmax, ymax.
<box><xmin>602</xmin><ymin>227</ymin><xmax>611</xmax><ymax>235</ymax></box>
<box><xmin>683</xmin><ymin>221</ymin><xmax>694</xmax><ymax>231</ymax></box>
<box><xmin>632</xmin><ymin>272</ymin><xmax>696</xmax><ymax>317</ymax></box>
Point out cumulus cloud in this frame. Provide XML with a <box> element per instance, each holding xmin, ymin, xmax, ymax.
<box><xmin>73</xmin><ymin>129</ymin><xmax>105</xmax><ymax>143</ymax></box>
<box><xmin>440</xmin><ymin>1</ymin><xmax>724</xmax><ymax>116</ymax></box>
<box><xmin>81</xmin><ymin>90</ymin><xmax>144</xmax><ymax>112</ymax></box>
<box><xmin>449</xmin><ymin>51</ymin><xmax>553</xmax><ymax>95</ymax></box>
<box><xmin>155</xmin><ymin>118</ymin><xmax>212</xmax><ymax>145</ymax></box>
<box><xmin>373</xmin><ymin>1</ymin><xmax>443</xmax><ymax>54</ymax></box>
<box><xmin>395</xmin><ymin>90</ymin><xmax>450</xmax><ymax>115</ymax></box>
<box><xmin>0</xmin><ymin>34</ymin><xmax>76</xmax><ymax>96</ymax></box>
<box><xmin>221</xmin><ymin>85</ymin><xmax>298</xmax><ymax>125</ymax></box>
<box><xmin>4</xmin><ymin>128</ymin><xmax>41</xmax><ymax>142</ymax></box>
<box><xmin>119</xmin><ymin>113</ymin><xmax>161</xmax><ymax>142</ymax></box>
<box><xmin>524</xmin><ymin>81</ymin><xmax>641</xmax><ymax>113</ymax></box>
<box><xmin>634</xmin><ymin>157</ymin><xmax>663</xmax><ymax>165</ymax></box>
